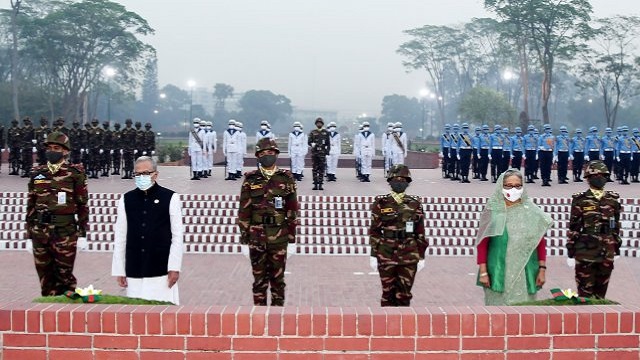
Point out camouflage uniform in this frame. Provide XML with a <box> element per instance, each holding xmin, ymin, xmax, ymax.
<box><xmin>7</xmin><ymin>119</ymin><xmax>22</xmax><ymax>175</ymax></box>
<box><xmin>567</xmin><ymin>160</ymin><xmax>621</xmax><ymax>299</ymax></box>
<box><xmin>101</xmin><ymin>121</ymin><xmax>112</xmax><ymax>176</ymax></box>
<box><xmin>134</xmin><ymin>121</ymin><xmax>145</xmax><ymax>155</ymax></box>
<box><xmin>53</xmin><ymin>117</ymin><xmax>70</xmax><ymax>136</ymax></box>
<box><xmin>142</xmin><ymin>123</ymin><xmax>155</xmax><ymax>156</ymax></box>
<box><xmin>307</xmin><ymin>117</ymin><xmax>331</xmax><ymax>190</ymax></box>
<box><xmin>111</xmin><ymin>123</ymin><xmax>122</xmax><ymax>175</ymax></box>
<box><xmin>68</xmin><ymin>121</ymin><xmax>83</xmax><ymax>164</ymax></box>
<box><xmin>369</xmin><ymin>165</ymin><xmax>427</xmax><ymax>306</ymax></box>
<box><xmin>26</xmin><ymin>132</ymin><xmax>89</xmax><ymax>296</ymax></box>
<box><xmin>35</xmin><ymin>117</ymin><xmax>51</xmax><ymax>166</ymax></box>
<box><xmin>120</xmin><ymin>119</ymin><xmax>136</xmax><ymax>179</ymax></box>
<box><xmin>81</xmin><ymin>123</ymin><xmax>92</xmax><ymax>171</ymax></box>
<box><xmin>20</xmin><ymin>117</ymin><xmax>36</xmax><ymax>177</ymax></box>
<box><xmin>237</xmin><ymin>138</ymin><xmax>298</xmax><ymax>306</ymax></box>
<box><xmin>87</xmin><ymin>119</ymin><xmax>104</xmax><ymax>179</ymax></box>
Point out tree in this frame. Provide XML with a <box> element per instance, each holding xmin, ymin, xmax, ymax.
<box><xmin>141</xmin><ymin>57</ymin><xmax>160</xmax><ymax>118</ymax></box>
<box><xmin>485</xmin><ymin>0</ymin><xmax>593</xmax><ymax>125</ymax></box>
<box><xmin>576</xmin><ymin>15</ymin><xmax>640</xmax><ymax>128</ymax></box>
<box><xmin>237</xmin><ymin>90</ymin><xmax>292</xmax><ymax>134</ymax></box>
<box><xmin>378</xmin><ymin>95</ymin><xmax>421</xmax><ymax>135</ymax></box>
<box><xmin>9</xmin><ymin>0</ymin><xmax>22</xmax><ymax>120</ymax></box>
<box><xmin>459</xmin><ymin>86</ymin><xmax>516</xmax><ymax>126</ymax></box>
<box><xmin>18</xmin><ymin>0</ymin><xmax>154</xmax><ymax>121</ymax></box>
<box><xmin>213</xmin><ymin>83</ymin><xmax>234</xmax><ymax>113</ymax></box>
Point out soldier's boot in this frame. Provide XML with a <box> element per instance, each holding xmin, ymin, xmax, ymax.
<box><xmin>296</xmin><ymin>173</ymin><xmax>302</xmax><ymax>181</ymax></box>
<box><xmin>461</xmin><ymin>176</ymin><xmax>470</xmax><ymax>183</ymax></box>
<box><xmin>318</xmin><ymin>182</ymin><xmax>324</xmax><ymax>190</ymax></box>
<box><xmin>621</xmin><ymin>177</ymin><xmax>630</xmax><ymax>185</ymax></box>
<box><xmin>607</xmin><ymin>176</ymin><xmax>614</xmax><ymax>182</ymax></box>
<box><xmin>200</xmin><ymin>171</ymin><xmax>208</xmax><ymax>178</ymax></box>
<box><xmin>236</xmin><ymin>171</ymin><xmax>242</xmax><ymax>179</ymax></box>
<box><xmin>312</xmin><ymin>182</ymin><xmax>319</xmax><ymax>190</ymax></box>
<box><xmin>191</xmin><ymin>171</ymin><xmax>201</xmax><ymax>180</ymax></box>
<box><xmin>559</xmin><ymin>177</ymin><xmax>568</xmax><ymax>184</ymax></box>
<box><xmin>542</xmin><ymin>180</ymin><xmax>551</xmax><ymax>187</ymax></box>
<box><xmin>363</xmin><ymin>174</ymin><xmax>370</xmax><ymax>182</ymax></box>
<box><xmin>526</xmin><ymin>175</ymin><xmax>534</xmax><ymax>183</ymax></box>
<box><xmin>101</xmin><ymin>170</ymin><xmax>109</xmax><ymax>177</ymax></box>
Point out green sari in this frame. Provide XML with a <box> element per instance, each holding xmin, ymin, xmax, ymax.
<box><xmin>475</xmin><ymin>170</ymin><xmax>553</xmax><ymax>306</ymax></box>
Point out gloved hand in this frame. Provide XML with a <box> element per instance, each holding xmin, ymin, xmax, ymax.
<box><xmin>77</xmin><ymin>237</ymin><xmax>88</xmax><ymax>251</ymax></box>
<box><xmin>369</xmin><ymin>257</ymin><xmax>378</xmax><ymax>272</ymax></box>
<box><xmin>1</xmin><ymin>148</ymin><xmax>4</xmax><ymax>152</ymax></box>
<box><xmin>478</xmin><ymin>154</ymin><xmax>482</xmax><ymax>159</ymax></box>
<box><xmin>287</xmin><ymin>243</ymin><xmax>296</xmax><ymax>258</ymax></box>
<box><xmin>510</xmin><ymin>155</ymin><xmax>514</xmax><ymax>159</ymax></box>
<box><xmin>488</xmin><ymin>154</ymin><xmax>492</xmax><ymax>160</ymax></box>
<box><xmin>553</xmin><ymin>156</ymin><xmax>558</xmax><ymax>163</ymax></box>
<box><xmin>417</xmin><ymin>259</ymin><xmax>425</xmax><ymax>272</ymax></box>
<box><xmin>134</xmin><ymin>150</ymin><xmax>138</xmax><ymax>154</ymax></box>
<box><xmin>569</xmin><ymin>155</ymin><xmax>573</xmax><ymax>161</ymax></box>
<box><xmin>110</xmin><ymin>150</ymin><xmax>114</xmax><ymax>155</ymax></box>
<box><xmin>535</xmin><ymin>154</ymin><xmax>539</xmax><ymax>160</ymax></box>
<box><xmin>151</xmin><ymin>151</ymin><xmax>155</xmax><ymax>155</ymax></box>
<box><xmin>566</xmin><ymin>258</ymin><xmax>575</xmax><ymax>268</ymax></box>
<box><xmin>522</xmin><ymin>155</ymin><xmax>526</xmax><ymax>160</ymax></box>
<box><xmin>456</xmin><ymin>154</ymin><xmax>460</xmax><ymax>160</ymax></box>
<box><xmin>585</xmin><ymin>155</ymin><xmax>590</xmax><ymax>161</ymax></box>
<box><xmin>616</xmin><ymin>156</ymin><xmax>621</xmax><ymax>162</ymax></box>
<box><xmin>241</xmin><ymin>245</ymin><xmax>250</xmax><ymax>258</ymax></box>
<box><xmin>31</xmin><ymin>139</ymin><xmax>37</xmax><ymax>144</ymax></box>
<box><xmin>25</xmin><ymin>239</ymin><xmax>33</xmax><ymax>253</ymax></box>
<box><xmin>600</xmin><ymin>154</ymin><xmax>605</xmax><ymax>160</ymax></box>
<box><xmin>80</xmin><ymin>148</ymin><xmax>85</xmax><ymax>153</ymax></box>
<box><xmin>99</xmin><ymin>149</ymin><xmax>104</xmax><ymax>154</ymax></box>
<box><xmin>120</xmin><ymin>149</ymin><xmax>123</xmax><ymax>154</ymax></box>
<box><xmin>32</xmin><ymin>147</ymin><xmax>37</xmax><ymax>153</ymax></box>
<box><xmin>142</xmin><ymin>151</ymin><xmax>147</xmax><ymax>155</ymax></box>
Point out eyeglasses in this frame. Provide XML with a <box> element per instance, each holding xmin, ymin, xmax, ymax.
<box><xmin>503</xmin><ymin>184</ymin><xmax>522</xmax><ymax>190</ymax></box>
<box><xmin>133</xmin><ymin>171</ymin><xmax>155</xmax><ymax>177</ymax></box>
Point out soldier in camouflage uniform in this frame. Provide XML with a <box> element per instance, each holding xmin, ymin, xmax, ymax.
<box><xmin>27</xmin><ymin>132</ymin><xmax>89</xmax><ymax>296</ymax></box>
<box><xmin>87</xmin><ymin>118</ymin><xmax>104</xmax><ymax>179</ymax></box>
<box><xmin>567</xmin><ymin>160</ymin><xmax>621</xmax><ymax>299</ymax></box>
<box><xmin>68</xmin><ymin>121</ymin><xmax>83</xmax><ymax>164</ymax></box>
<box><xmin>7</xmin><ymin>119</ymin><xmax>22</xmax><ymax>175</ymax></box>
<box><xmin>237</xmin><ymin>138</ymin><xmax>298</xmax><ymax>306</ymax></box>
<box><xmin>81</xmin><ymin>122</ymin><xmax>92</xmax><ymax>171</ymax></box>
<box><xmin>20</xmin><ymin>117</ymin><xmax>36</xmax><ymax>178</ymax></box>
<box><xmin>307</xmin><ymin>117</ymin><xmax>331</xmax><ymax>190</ymax></box>
<box><xmin>35</xmin><ymin>116</ymin><xmax>51</xmax><ymax>166</ymax></box>
<box><xmin>111</xmin><ymin>122</ymin><xmax>122</xmax><ymax>175</ymax></box>
<box><xmin>134</xmin><ymin>121</ymin><xmax>145</xmax><ymax>156</ymax></box>
<box><xmin>142</xmin><ymin>122</ymin><xmax>156</xmax><ymax>156</ymax></box>
<box><xmin>101</xmin><ymin>121</ymin><xmax>112</xmax><ymax>176</ymax></box>
<box><xmin>121</xmin><ymin>119</ymin><xmax>136</xmax><ymax>179</ymax></box>
<box><xmin>53</xmin><ymin>117</ymin><xmax>69</xmax><ymax>136</ymax></box>
<box><xmin>369</xmin><ymin>164</ymin><xmax>427</xmax><ymax>306</ymax></box>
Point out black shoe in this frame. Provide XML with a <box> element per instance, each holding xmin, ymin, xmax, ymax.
<box><xmin>621</xmin><ymin>180</ymin><xmax>630</xmax><ymax>185</ymax></box>
<box><xmin>363</xmin><ymin>175</ymin><xmax>370</xmax><ymax>182</ymax></box>
<box><xmin>225</xmin><ymin>175</ymin><xmax>235</xmax><ymax>181</ymax></box>
<box><xmin>462</xmin><ymin>177</ymin><xmax>470</xmax><ymax>183</ymax></box>
<box><xmin>313</xmin><ymin>183</ymin><xmax>319</xmax><ymax>190</ymax></box>
<box><xmin>208</xmin><ymin>170</ymin><xmax>212</xmax><ymax>176</ymax></box>
<box><xmin>481</xmin><ymin>177</ymin><xmax>488</xmax><ymax>181</ymax></box>
<box><xmin>191</xmin><ymin>171</ymin><xmax>201</xmax><ymax>180</ymax></box>
<box><xmin>533</xmin><ymin>175</ymin><xmax>539</xmax><ymax>179</ymax></box>
<box><xmin>559</xmin><ymin>180</ymin><xmax>568</xmax><ymax>184</ymax></box>
<box><xmin>542</xmin><ymin>181</ymin><xmax>551</xmax><ymax>187</ymax></box>
<box><xmin>318</xmin><ymin>183</ymin><xmax>324</xmax><ymax>190</ymax></box>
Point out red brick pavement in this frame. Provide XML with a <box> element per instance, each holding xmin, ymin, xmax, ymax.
<box><xmin>2</xmin><ymin>165</ymin><xmax>640</xmax><ymax>307</ymax></box>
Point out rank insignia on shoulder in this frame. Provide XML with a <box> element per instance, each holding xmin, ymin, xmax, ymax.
<box><xmin>381</xmin><ymin>208</ymin><xmax>394</xmax><ymax>214</ymax></box>
<box><xmin>583</xmin><ymin>205</ymin><xmax>596</xmax><ymax>211</ymax></box>
<box><xmin>250</xmin><ymin>184</ymin><xmax>263</xmax><ymax>190</ymax></box>
<box><xmin>34</xmin><ymin>174</ymin><xmax>46</xmax><ymax>180</ymax></box>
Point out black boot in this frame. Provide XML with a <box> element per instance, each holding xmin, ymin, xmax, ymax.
<box><xmin>363</xmin><ymin>174</ymin><xmax>370</xmax><ymax>182</ymax></box>
<box><xmin>318</xmin><ymin>182</ymin><xmax>324</xmax><ymax>190</ymax></box>
<box><xmin>542</xmin><ymin>180</ymin><xmax>551</xmax><ymax>186</ymax></box>
<box><xmin>225</xmin><ymin>174</ymin><xmax>235</xmax><ymax>180</ymax></box>
<box><xmin>313</xmin><ymin>183</ymin><xmax>319</xmax><ymax>190</ymax></box>
<box><xmin>462</xmin><ymin>176</ymin><xmax>470</xmax><ymax>183</ymax></box>
<box><xmin>191</xmin><ymin>171</ymin><xmax>201</xmax><ymax>180</ymax></box>
<box><xmin>632</xmin><ymin>176</ymin><xmax>640</xmax><ymax>183</ymax></box>
<box><xmin>208</xmin><ymin>170</ymin><xmax>212</xmax><ymax>176</ymax></box>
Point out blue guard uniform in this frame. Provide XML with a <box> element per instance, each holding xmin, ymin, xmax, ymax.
<box><xmin>585</xmin><ymin>126</ymin><xmax>601</xmax><ymax>162</ymax></box>
<box><xmin>456</xmin><ymin>123</ymin><xmax>473</xmax><ymax>183</ymax></box>
<box><xmin>500</xmin><ymin>127</ymin><xmax>512</xmax><ymax>173</ymax></box>
<box><xmin>448</xmin><ymin>124</ymin><xmax>461</xmax><ymax>180</ymax></box>
<box><xmin>523</xmin><ymin>125</ymin><xmax>538</xmax><ymax>183</ymax></box>
<box><xmin>510</xmin><ymin>127</ymin><xmax>524</xmax><ymax>171</ymax></box>
<box><xmin>631</xmin><ymin>128</ymin><xmax>640</xmax><ymax>183</ymax></box>
<box><xmin>569</xmin><ymin>128</ymin><xmax>585</xmax><ymax>182</ymax></box>
<box><xmin>472</xmin><ymin>127</ymin><xmax>481</xmax><ymax>178</ymax></box>
<box><xmin>538</xmin><ymin>124</ymin><xmax>555</xmax><ymax>186</ymax></box>
<box><xmin>440</xmin><ymin>124</ymin><xmax>452</xmax><ymax>178</ymax></box>
<box><xmin>554</xmin><ymin>125</ymin><xmax>570</xmax><ymax>184</ymax></box>
<box><xmin>489</xmin><ymin>125</ymin><xmax>503</xmax><ymax>182</ymax></box>
<box><xmin>477</xmin><ymin>125</ymin><xmax>491</xmax><ymax>181</ymax></box>
<box><xmin>601</xmin><ymin>127</ymin><xmax>616</xmax><ymax>180</ymax></box>
<box><xmin>616</xmin><ymin>125</ymin><xmax>632</xmax><ymax>184</ymax></box>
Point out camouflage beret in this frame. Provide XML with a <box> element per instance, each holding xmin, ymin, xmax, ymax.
<box><xmin>387</xmin><ymin>164</ymin><xmax>412</xmax><ymax>183</ymax></box>
<box><xmin>584</xmin><ymin>160</ymin><xmax>609</xmax><ymax>177</ymax></box>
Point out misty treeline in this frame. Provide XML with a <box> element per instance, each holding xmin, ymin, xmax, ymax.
<box><xmin>393</xmin><ymin>0</ymin><xmax>640</xmax><ymax>135</ymax></box>
<box><xmin>1</xmin><ymin>0</ymin><xmax>639</xmax><ymax>139</ymax></box>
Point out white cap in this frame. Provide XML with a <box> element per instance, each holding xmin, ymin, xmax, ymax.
<box><xmin>193</xmin><ymin>117</ymin><xmax>201</xmax><ymax>123</ymax></box>
<box><xmin>228</xmin><ymin>119</ymin><xmax>236</xmax><ymax>125</ymax></box>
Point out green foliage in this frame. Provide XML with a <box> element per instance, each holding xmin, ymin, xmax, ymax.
<box><xmin>157</xmin><ymin>142</ymin><xmax>185</xmax><ymax>163</ymax></box>
<box><xmin>237</xmin><ymin>90</ymin><xmax>292</xmax><ymax>134</ymax></box>
<box><xmin>379</xmin><ymin>94</ymin><xmax>422</xmax><ymax>134</ymax></box>
<box><xmin>213</xmin><ymin>83</ymin><xmax>234</xmax><ymax>114</ymax></box>
<box><xmin>459</xmin><ymin>86</ymin><xmax>516</xmax><ymax>126</ymax></box>
<box><xmin>34</xmin><ymin>294</ymin><xmax>173</xmax><ymax>305</ymax></box>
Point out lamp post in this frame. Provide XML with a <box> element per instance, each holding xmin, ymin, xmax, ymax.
<box><xmin>419</xmin><ymin>89</ymin><xmax>429</xmax><ymax>140</ymax></box>
<box><xmin>104</xmin><ymin>66</ymin><xmax>116</xmax><ymax>121</ymax></box>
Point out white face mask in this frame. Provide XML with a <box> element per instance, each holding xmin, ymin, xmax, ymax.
<box><xmin>135</xmin><ymin>175</ymin><xmax>153</xmax><ymax>191</ymax></box>
<box><xmin>194</xmin><ymin>124</ymin><xmax>200</xmax><ymax>128</ymax></box>
<box><xmin>363</xmin><ymin>127</ymin><xmax>370</xmax><ymax>131</ymax></box>
<box><xmin>329</xmin><ymin>127</ymin><xmax>336</xmax><ymax>132</ymax></box>
<box><xmin>502</xmin><ymin>187</ymin><xmax>523</xmax><ymax>202</ymax></box>
<box><xmin>261</xmin><ymin>125</ymin><xmax>267</xmax><ymax>130</ymax></box>
<box><xmin>294</xmin><ymin>126</ymin><xmax>301</xmax><ymax>131</ymax></box>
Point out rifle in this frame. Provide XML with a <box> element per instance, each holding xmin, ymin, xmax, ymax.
<box><xmin>224</xmin><ymin>155</ymin><xmax>228</xmax><ymax>179</ymax></box>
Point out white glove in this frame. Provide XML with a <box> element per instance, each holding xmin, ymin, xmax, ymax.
<box><xmin>369</xmin><ymin>257</ymin><xmax>378</xmax><ymax>272</ymax></box>
<box><xmin>553</xmin><ymin>156</ymin><xmax>558</xmax><ymax>163</ymax></box>
<box><xmin>456</xmin><ymin>154</ymin><xmax>460</xmax><ymax>160</ymax></box>
<box><xmin>25</xmin><ymin>239</ymin><xmax>33</xmax><ymax>253</ymax></box>
<box><xmin>77</xmin><ymin>237</ymin><xmax>88</xmax><ymax>251</ymax></box>
<box><xmin>99</xmin><ymin>149</ymin><xmax>104</xmax><ymax>154</ymax></box>
<box><xmin>585</xmin><ymin>155</ymin><xmax>590</xmax><ymax>161</ymax></box>
<box><xmin>110</xmin><ymin>150</ymin><xmax>114</xmax><ymax>155</ymax></box>
<box><xmin>488</xmin><ymin>154</ymin><xmax>492</xmax><ymax>160</ymax></box>
<box><xmin>600</xmin><ymin>154</ymin><xmax>605</xmax><ymax>160</ymax></box>
<box><xmin>510</xmin><ymin>155</ymin><xmax>514</xmax><ymax>159</ymax></box>
<box><xmin>417</xmin><ymin>259</ymin><xmax>425</xmax><ymax>272</ymax></box>
<box><xmin>478</xmin><ymin>154</ymin><xmax>482</xmax><ymax>159</ymax></box>
<box><xmin>535</xmin><ymin>154</ymin><xmax>539</xmax><ymax>160</ymax></box>
<box><xmin>32</xmin><ymin>147</ymin><xmax>37</xmax><ymax>153</ymax></box>
<box><xmin>134</xmin><ymin>150</ymin><xmax>138</xmax><ymax>154</ymax></box>
<box><xmin>142</xmin><ymin>151</ymin><xmax>147</xmax><ymax>155</ymax></box>
<box><xmin>80</xmin><ymin>148</ymin><xmax>85</xmax><ymax>153</ymax></box>
<box><xmin>311</xmin><ymin>142</ymin><xmax>316</xmax><ymax>148</ymax></box>
<box><xmin>31</xmin><ymin>139</ymin><xmax>37</xmax><ymax>144</ymax></box>
<box><xmin>287</xmin><ymin>243</ymin><xmax>296</xmax><ymax>258</ymax></box>
<box><xmin>1</xmin><ymin>148</ymin><xmax>4</xmax><ymax>152</ymax></box>
<box><xmin>241</xmin><ymin>245</ymin><xmax>250</xmax><ymax>258</ymax></box>
<box><xmin>120</xmin><ymin>149</ymin><xmax>123</xmax><ymax>154</ymax></box>
<box><xmin>439</xmin><ymin>152</ymin><xmax>443</xmax><ymax>158</ymax></box>
<box><xmin>566</xmin><ymin>258</ymin><xmax>575</xmax><ymax>268</ymax></box>
<box><xmin>616</xmin><ymin>156</ymin><xmax>620</xmax><ymax>162</ymax></box>
<box><xmin>522</xmin><ymin>155</ymin><xmax>526</xmax><ymax>160</ymax></box>
<box><xmin>569</xmin><ymin>155</ymin><xmax>573</xmax><ymax>160</ymax></box>
<box><xmin>151</xmin><ymin>151</ymin><xmax>155</xmax><ymax>155</ymax></box>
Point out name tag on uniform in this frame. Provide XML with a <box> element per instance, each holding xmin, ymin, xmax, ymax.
<box><xmin>405</xmin><ymin>221</ymin><xmax>414</xmax><ymax>233</ymax></box>
<box><xmin>274</xmin><ymin>196</ymin><xmax>283</xmax><ymax>209</ymax></box>
<box><xmin>57</xmin><ymin>192</ymin><xmax>66</xmax><ymax>205</ymax></box>
<box><xmin>34</xmin><ymin>180</ymin><xmax>49</xmax><ymax>185</ymax></box>
<box><xmin>583</xmin><ymin>206</ymin><xmax>596</xmax><ymax>211</ymax></box>
<box><xmin>250</xmin><ymin>184</ymin><xmax>263</xmax><ymax>190</ymax></box>
<box><xmin>381</xmin><ymin>208</ymin><xmax>394</xmax><ymax>214</ymax></box>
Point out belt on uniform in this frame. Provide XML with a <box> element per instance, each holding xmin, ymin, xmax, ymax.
<box><xmin>604</xmin><ymin>149</ymin><xmax>614</xmax><ymax>152</ymax></box>
<box><xmin>481</xmin><ymin>146</ymin><xmax>489</xmax><ymax>149</ymax></box>
<box><xmin>512</xmin><ymin>150</ymin><xmax>523</xmax><ymax>152</ymax></box>
<box><xmin>589</xmin><ymin>148</ymin><xmax>599</xmax><ymax>151</ymax></box>
<box><xmin>558</xmin><ymin>150</ymin><xmax>568</xmax><ymax>152</ymax></box>
<box><xmin>383</xmin><ymin>229</ymin><xmax>410</xmax><ymax>240</ymax></box>
<box><xmin>492</xmin><ymin>147</ymin><xmax>502</xmax><ymax>149</ymax></box>
<box><xmin>573</xmin><ymin>150</ymin><xmax>583</xmax><ymax>153</ymax></box>
<box><xmin>251</xmin><ymin>213</ymin><xmax>286</xmax><ymax>226</ymax></box>
<box><xmin>540</xmin><ymin>149</ymin><xmax>553</xmax><ymax>152</ymax></box>
<box><xmin>620</xmin><ymin>151</ymin><xmax>631</xmax><ymax>154</ymax></box>
<box><xmin>37</xmin><ymin>213</ymin><xmax>76</xmax><ymax>224</ymax></box>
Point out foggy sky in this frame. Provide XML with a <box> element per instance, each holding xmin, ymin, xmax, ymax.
<box><xmin>24</xmin><ymin>1</ymin><xmax>640</xmax><ymax>117</ymax></box>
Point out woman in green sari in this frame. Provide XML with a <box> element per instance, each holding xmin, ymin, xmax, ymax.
<box><xmin>475</xmin><ymin>169</ymin><xmax>553</xmax><ymax>305</ymax></box>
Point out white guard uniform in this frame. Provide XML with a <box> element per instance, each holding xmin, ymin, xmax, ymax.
<box><xmin>236</xmin><ymin>123</ymin><xmax>247</xmax><ymax>174</ymax></box>
<box><xmin>188</xmin><ymin>123</ymin><xmax>204</xmax><ymax>172</ymax></box>
<box><xmin>204</xmin><ymin>123</ymin><xmax>217</xmax><ymax>172</ymax></box>
<box><xmin>256</xmin><ymin>128</ymin><xmax>275</xmax><ymax>141</ymax></box>
<box><xmin>327</xmin><ymin>130</ymin><xmax>341</xmax><ymax>175</ymax></box>
<box><xmin>382</xmin><ymin>127</ymin><xmax>394</xmax><ymax>172</ymax></box>
<box><xmin>389</xmin><ymin>130</ymin><xmax>408</xmax><ymax>165</ymax></box>
<box><xmin>357</xmin><ymin>129</ymin><xmax>375</xmax><ymax>175</ymax></box>
<box><xmin>223</xmin><ymin>126</ymin><xmax>242</xmax><ymax>175</ymax></box>
<box><xmin>288</xmin><ymin>128</ymin><xmax>307</xmax><ymax>176</ymax></box>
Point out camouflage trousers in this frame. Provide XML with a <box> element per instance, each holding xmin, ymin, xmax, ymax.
<box><xmin>311</xmin><ymin>153</ymin><xmax>327</xmax><ymax>184</ymax></box>
<box><xmin>575</xmin><ymin>260</ymin><xmax>614</xmax><ymax>299</ymax></box>
<box><xmin>122</xmin><ymin>150</ymin><xmax>134</xmax><ymax>172</ymax></box>
<box><xmin>249</xmin><ymin>242</ymin><xmax>288</xmax><ymax>306</ymax></box>
<box><xmin>21</xmin><ymin>150</ymin><xmax>34</xmax><ymax>175</ymax></box>
<box><xmin>377</xmin><ymin>262</ymin><xmax>417</xmax><ymax>307</ymax></box>
<box><xmin>31</xmin><ymin>233</ymin><xmax>78</xmax><ymax>296</ymax></box>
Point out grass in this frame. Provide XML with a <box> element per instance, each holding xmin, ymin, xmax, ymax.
<box><xmin>513</xmin><ymin>298</ymin><xmax>618</xmax><ymax>306</ymax></box>
<box><xmin>34</xmin><ymin>294</ymin><xmax>174</xmax><ymax>305</ymax></box>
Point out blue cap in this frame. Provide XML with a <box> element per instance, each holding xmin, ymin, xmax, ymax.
<box><xmin>589</xmin><ymin>126</ymin><xmax>597</xmax><ymax>132</ymax></box>
<box><xmin>502</xmin><ymin>127</ymin><xmax>509</xmax><ymax>133</ymax></box>
<box><xmin>576</xmin><ymin>128</ymin><xmax>582</xmax><ymax>133</ymax></box>
<box><xmin>475</xmin><ymin>126</ymin><xmax>481</xmax><ymax>132</ymax></box>
<box><xmin>461</xmin><ymin>122</ymin><xmax>469</xmax><ymax>129</ymax></box>
<box><xmin>482</xmin><ymin>124</ymin><xmax>489</xmax><ymax>130</ymax></box>
<box><xmin>494</xmin><ymin>124</ymin><xmax>502</xmax><ymax>131</ymax></box>
<box><xmin>515</xmin><ymin>127</ymin><xmax>522</xmax><ymax>132</ymax></box>
<box><xmin>527</xmin><ymin>125</ymin><xmax>535</xmax><ymax>131</ymax></box>
<box><xmin>633</xmin><ymin>128</ymin><xmax>639</xmax><ymax>133</ymax></box>
<box><xmin>444</xmin><ymin>123</ymin><xmax>451</xmax><ymax>129</ymax></box>
<box><xmin>543</xmin><ymin>124</ymin><xmax>551</xmax><ymax>130</ymax></box>
<box><xmin>560</xmin><ymin>125</ymin><xmax>567</xmax><ymax>132</ymax></box>
<box><xmin>622</xmin><ymin>125</ymin><xmax>629</xmax><ymax>131</ymax></box>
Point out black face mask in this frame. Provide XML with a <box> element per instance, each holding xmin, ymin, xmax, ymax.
<box><xmin>258</xmin><ymin>154</ymin><xmax>277</xmax><ymax>168</ymax></box>
<box><xmin>588</xmin><ymin>176</ymin><xmax>607</xmax><ymax>190</ymax></box>
<box><xmin>45</xmin><ymin>150</ymin><xmax>64</xmax><ymax>164</ymax></box>
<box><xmin>389</xmin><ymin>180</ymin><xmax>409</xmax><ymax>193</ymax></box>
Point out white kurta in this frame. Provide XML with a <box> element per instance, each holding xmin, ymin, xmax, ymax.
<box><xmin>112</xmin><ymin>192</ymin><xmax>184</xmax><ymax>304</ymax></box>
